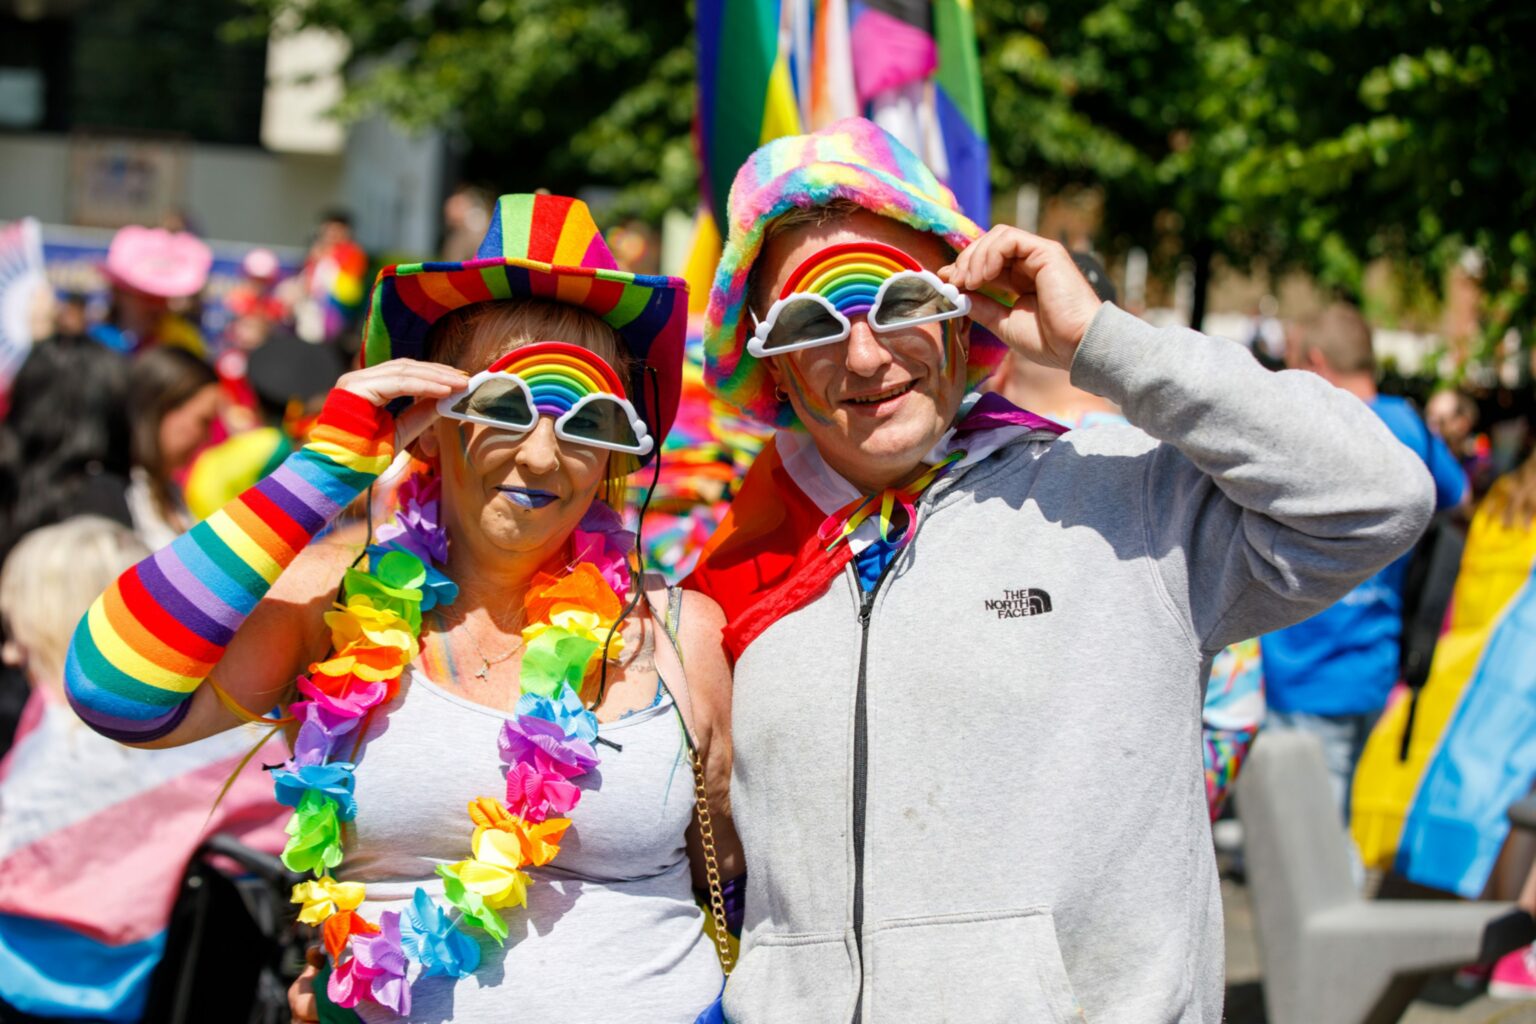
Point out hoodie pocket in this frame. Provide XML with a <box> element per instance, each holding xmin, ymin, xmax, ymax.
<box><xmin>723</xmin><ymin>930</ymin><xmax>857</xmax><ymax>1024</ymax></box>
<box><xmin>868</xmin><ymin>908</ymin><xmax>1083</xmax><ymax>1023</ymax></box>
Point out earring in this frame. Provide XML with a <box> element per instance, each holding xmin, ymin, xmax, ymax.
<box><xmin>774</xmin><ymin>386</ymin><xmax>790</xmax><ymax>402</ymax></box>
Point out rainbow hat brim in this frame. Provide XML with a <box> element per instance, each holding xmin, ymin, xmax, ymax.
<box><xmin>363</xmin><ymin>194</ymin><xmax>685</xmax><ymax>462</ymax></box>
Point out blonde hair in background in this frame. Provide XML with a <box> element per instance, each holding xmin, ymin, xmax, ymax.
<box><xmin>1485</xmin><ymin>447</ymin><xmax>1536</xmax><ymax>529</ymax></box>
<box><xmin>424</xmin><ymin>299</ymin><xmax>640</xmax><ymax>506</ymax></box>
<box><xmin>0</xmin><ymin>516</ymin><xmax>149</xmax><ymax>697</ymax></box>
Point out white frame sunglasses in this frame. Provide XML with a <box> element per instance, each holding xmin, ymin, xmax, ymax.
<box><xmin>747</xmin><ymin>245</ymin><xmax>972</xmax><ymax>358</ymax></box>
<box><xmin>436</xmin><ymin>369</ymin><xmax>655</xmax><ymax>457</ymax></box>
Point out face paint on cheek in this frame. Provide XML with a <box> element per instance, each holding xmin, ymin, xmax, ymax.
<box><xmin>781</xmin><ymin>357</ymin><xmax>838</xmax><ymax>427</ymax></box>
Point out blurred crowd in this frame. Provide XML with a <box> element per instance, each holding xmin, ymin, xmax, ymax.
<box><xmin>1</xmin><ymin>199</ymin><xmax>1535</xmax><ymax>1021</ymax></box>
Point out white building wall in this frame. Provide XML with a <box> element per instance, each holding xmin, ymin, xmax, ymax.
<box><xmin>0</xmin><ymin>121</ymin><xmax>442</xmax><ymax>256</ymax></box>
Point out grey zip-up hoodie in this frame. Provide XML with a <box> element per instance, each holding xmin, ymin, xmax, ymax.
<box><xmin>721</xmin><ymin>305</ymin><xmax>1434</xmax><ymax>1023</ymax></box>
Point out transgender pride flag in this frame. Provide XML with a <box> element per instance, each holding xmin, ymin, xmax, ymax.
<box><xmin>0</xmin><ymin>689</ymin><xmax>286</xmax><ymax>1021</ymax></box>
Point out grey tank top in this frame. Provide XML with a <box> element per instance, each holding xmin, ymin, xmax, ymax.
<box><xmin>344</xmin><ymin>664</ymin><xmax>723</xmax><ymax>1023</ymax></box>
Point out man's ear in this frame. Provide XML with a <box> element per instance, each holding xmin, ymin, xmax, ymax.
<box><xmin>763</xmin><ymin>356</ymin><xmax>787</xmax><ymax>393</ymax></box>
<box><xmin>1305</xmin><ymin>347</ymin><xmax>1333</xmax><ymax>377</ymax></box>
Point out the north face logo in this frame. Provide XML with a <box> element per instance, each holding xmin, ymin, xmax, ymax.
<box><xmin>984</xmin><ymin>588</ymin><xmax>1053</xmax><ymax>619</ymax></box>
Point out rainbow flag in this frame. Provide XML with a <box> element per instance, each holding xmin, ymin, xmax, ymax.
<box><xmin>1352</xmin><ymin>500</ymin><xmax>1536</xmax><ymax>897</ymax></box>
<box><xmin>696</xmin><ymin>0</ymin><xmax>989</xmax><ymax>230</ymax></box>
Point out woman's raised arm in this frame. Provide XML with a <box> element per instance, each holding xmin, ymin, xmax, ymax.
<box><xmin>63</xmin><ymin>360</ymin><xmax>465</xmax><ymax>747</ymax></box>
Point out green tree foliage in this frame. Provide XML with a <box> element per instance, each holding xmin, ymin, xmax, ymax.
<box><xmin>235</xmin><ymin>0</ymin><xmax>696</xmax><ymax>220</ymax></box>
<box><xmin>977</xmin><ymin>0</ymin><xmax>1535</xmax><ymax>347</ymax></box>
<box><xmin>245</xmin><ymin>0</ymin><xmax>1534</xmax><ymax>350</ymax></box>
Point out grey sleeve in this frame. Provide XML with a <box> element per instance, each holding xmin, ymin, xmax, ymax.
<box><xmin>1069</xmin><ymin>303</ymin><xmax>1435</xmax><ymax>653</ymax></box>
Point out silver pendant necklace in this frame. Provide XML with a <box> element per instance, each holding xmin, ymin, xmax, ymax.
<box><xmin>432</xmin><ymin>608</ymin><xmax>523</xmax><ymax>681</ymax></box>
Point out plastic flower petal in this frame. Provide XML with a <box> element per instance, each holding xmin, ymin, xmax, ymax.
<box><xmin>436</xmin><ymin>863</ymin><xmax>510</xmax><ymax>944</ymax></box>
<box><xmin>375</xmin><ymin>473</ymin><xmax>448</xmax><ymax>566</ymax></box>
<box><xmin>272</xmin><ymin>761</ymin><xmax>358</xmax><ymax>821</ymax></box>
<box><xmin>313</xmin><ymin>598</ymin><xmax>418</xmax><ymax>682</ymax></box>
<box><xmin>499</xmin><ymin>714</ymin><xmax>598</xmax><ymax>780</ymax></box>
<box><xmin>464</xmin><ymin>797</ymin><xmax>569</xmax><ymax>867</ymax></box>
<box><xmin>571</xmin><ymin>501</ymin><xmax>636</xmax><ymax>599</ymax></box>
<box><xmin>322</xmin><ymin>909</ymin><xmax>379</xmax><ymax>962</ymax></box>
<box><xmin>342</xmin><ymin>562</ymin><xmax>424</xmax><ymax>633</ymax></box>
<box><xmin>291</xmin><ymin>875</ymin><xmax>366</xmax><ymax>925</ymax></box>
<box><xmin>289</xmin><ymin>700</ymin><xmax>362</xmax><ymax>767</ymax></box>
<box><xmin>524</xmin><ymin>608</ymin><xmax>625</xmax><ymax>662</ymax></box>
<box><xmin>326</xmin><ymin>950</ymin><xmax>372</xmax><ymax>1009</ymax></box>
<box><xmin>281</xmin><ymin>790</ymin><xmax>344</xmax><ymax>874</ymax></box>
<box><xmin>516</xmin><ymin>629</ymin><xmax>600</xmax><ymax>698</ymax></box>
<box><xmin>514</xmin><ymin>687</ymin><xmax>599</xmax><ymax>744</ymax></box>
<box><xmin>506</xmin><ymin>817</ymin><xmax>570</xmax><ymax>868</ymax></box>
<box><xmin>297</xmin><ymin>673</ymin><xmax>392</xmax><ymax>718</ymax></box>
<box><xmin>525</xmin><ymin>562</ymin><xmax>622</xmax><ymax>623</ymax></box>
<box><xmin>503</xmin><ymin>761</ymin><xmax>581</xmax><ymax>823</ymax></box>
<box><xmin>348</xmin><ymin>910</ymin><xmax>411</xmax><ymax>1016</ymax></box>
<box><xmin>418</xmin><ymin>561</ymin><xmax>460</xmax><ymax>611</ymax></box>
<box><xmin>399</xmin><ymin>887</ymin><xmax>480</xmax><ymax>979</ymax></box>
<box><xmin>467</xmin><ymin>796</ymin><xmax>515</xmax><ymax>831</ymax></box>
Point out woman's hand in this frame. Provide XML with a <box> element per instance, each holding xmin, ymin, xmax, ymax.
<box><xmin>288</xmin><ymin>946</ymin><xmax>324</xmax><ymax>1023</ymax></box>
<box><xmin>335</xmin><ymin>358</ymin><xmax>469</xmax><ymax>450</ymax></box>
<box><xmin>939</xmin><ymin>226</ymin><xmax>1103</xmax><ymax>372</ymax></box>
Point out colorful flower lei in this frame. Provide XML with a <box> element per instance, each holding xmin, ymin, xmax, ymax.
<box><xmin>275</xmin><ymin>472</ymin><xmax>633</xmax><ymax>1017</ymax></box>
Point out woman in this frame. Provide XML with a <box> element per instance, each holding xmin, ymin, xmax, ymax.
<box><xmin>0</xmin><ymin>334</ymin><xmax>133</xmax><ymax>562</ymax></box>
<box><xmin>64</xmin><ymin>196</ymin><xmax>740</xmax><ymax>1023</ymax></box>
<box><xmin>125</xmin><ymin>345</ymin><xmax>221</xmax><ymax>548</ymax></box>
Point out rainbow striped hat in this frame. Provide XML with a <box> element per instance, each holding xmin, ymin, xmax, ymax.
<box><xmin>363</xmin><ymin>194</ymin><xmax>686</xmax><ymax>458</ymax></box>
<box><xmin>704</xmin><ymin>117</ymin><xmax>1002</xmax><ymax>427</ymax></box>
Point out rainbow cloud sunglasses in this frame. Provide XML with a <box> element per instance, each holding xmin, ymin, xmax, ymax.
<box><xmin>436</xmin><ymin>341</ymin><xmax>654</xmax><ymax>456</ymax></box>
<box><xmin>747</xmin><ymin>241</ymin><xmax>971</xmax><ymax>358</ymax></box>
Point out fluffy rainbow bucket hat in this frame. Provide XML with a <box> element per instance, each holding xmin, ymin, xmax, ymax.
<box><xmin>703</xmin><ymin>117</ymin><xmax>1003</xmax><ymax>427</ymax></box>
<box><xmin>362</xmin><ymin>193</ymin><xmax>686</xmax><ymax>460</ymax></box>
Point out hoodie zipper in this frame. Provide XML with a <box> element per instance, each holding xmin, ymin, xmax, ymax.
<box><xmin>850</xmin><ymin>492</ymin><xmax>936</xmax><ymax>1024</ymax></box>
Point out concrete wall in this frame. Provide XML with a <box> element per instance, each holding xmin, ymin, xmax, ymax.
<box><xmin>0</xmin><ymin>133</ymin><xmax>346</xmax><ymax>247</ymax></box>
<box><xmin>0</xmin><ymin>117</ymin><xmax>443</xmax><ymax>255</ymax></box>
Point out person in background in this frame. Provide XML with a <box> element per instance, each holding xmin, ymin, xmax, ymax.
<box><xmin>0</xmin><ymin>337</ymin><xmax>133</xmax><ymax>561</ymax></box>
<box><xmin>1260</xmin><ymin>303</ymin><xmax>1467</xmax><ymax>832</ymax></box>
<box><xmin>125</xmin><ymin>347</ymin><xmax>221</xmax><ymax>550</ymax></box>
<box><xmin>1427</xmin><ymin>386</ymin><xmax>1496</xmax><ymax>499</ymax></box>
<box><xmin>184</xmin><ymin>329</ymin><xmax>343</xmax><ymax>522</ymax></box>
<box><xmin>439</xmin><ymin>186</ymin><xmax>494</xmax><ymax>264</ymax></box>
<box><xmin>92</xmin><ymin>226</ymin><xmax>212</xmax><ymax>356</ymax></box>
<box><xmin>295</xmin><ymin>209</ymin><xmax>368</xmax><ymax>347</ymax></box>
<box><xmin>0</xmin><ymin>516</ymin><xmax>285</xmax><ymax>1023</ymax></box>
<box><xmin>0</xmin><ymin>334</ymin><xmax>134</xmax><ymax>758</ymax></box>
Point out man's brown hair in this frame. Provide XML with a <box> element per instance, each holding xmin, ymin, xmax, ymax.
<box><xmin>1299</xmin><ymin>303</ymin><xmax>1375</xmax><ymax>376</ymax></box>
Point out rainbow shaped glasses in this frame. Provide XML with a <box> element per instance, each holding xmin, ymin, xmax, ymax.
<box><xmin>436</xmin><ymin>341</ymin><xmax>654</xmax><ymax>456</ymax></box>
<box><xmin>747</xmin><ymin>241</ymin><xmax>972</xmax><ymax>358</ymax></box>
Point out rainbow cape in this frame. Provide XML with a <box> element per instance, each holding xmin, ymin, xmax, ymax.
<box><xmin>1352</xmin><ymin>499</ymin><xmax>1536</xmax><ymax>897</ymax></box>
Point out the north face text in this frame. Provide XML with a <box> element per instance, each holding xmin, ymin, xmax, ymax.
<box><xmin>984</xmin><ymin>588</ymin><xmax>1053</xmax><ymax>618</ymax></box>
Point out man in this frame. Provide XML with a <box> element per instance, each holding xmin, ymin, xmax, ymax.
<box><xmin>688</xmin><ymin>119</ymin><xmax>1433</xmax><ymax>1022</ymax></box>
<box><xmin>1261</xmin><ymin>303</ymin><xmax>1467</xmax><ymax>822</ymax></box>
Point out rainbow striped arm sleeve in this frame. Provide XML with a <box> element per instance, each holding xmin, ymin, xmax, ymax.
<box><xmin>64</xmin><ymin>389</ymin><xmax>395</xmax><ymax>743</ymax></box>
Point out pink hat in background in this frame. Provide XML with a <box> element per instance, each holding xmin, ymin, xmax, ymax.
<box><xmin>104</xmin><ymin>226</ymin><xmax>213</xmax><ymax>298</ymax></box>
<box><xmin>242</xmin><ymin>247</ymin><xmax>280</xmax><ymax>281</ymax></box>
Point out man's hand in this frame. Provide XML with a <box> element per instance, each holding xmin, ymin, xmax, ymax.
<box><xmin>939</xmin><ymin>227</ymin><xmax>1103</xmax><ymax>371</ymax></box>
